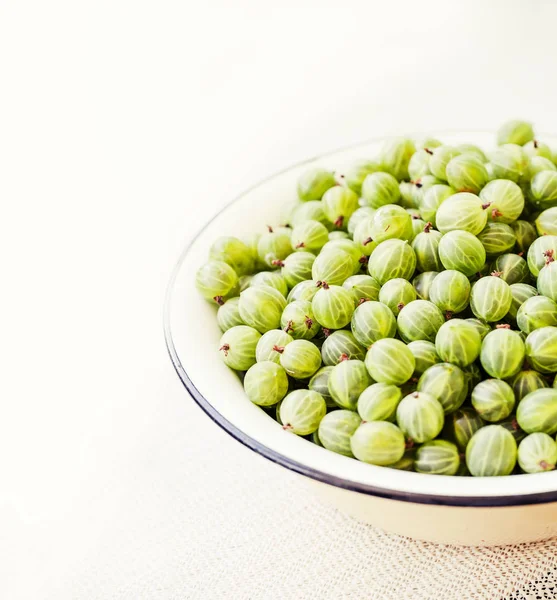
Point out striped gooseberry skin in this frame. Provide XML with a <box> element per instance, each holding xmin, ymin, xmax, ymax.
<box><xmin>317</xmin><ymin>410</ymin><xmax>362</xmax><ymax>457</ymax></box>
<box><xmin>438</xmin><ymin>230</ymin><xmax>487</xmax><ymax>276</ymax></box>
<box><xmin>530</xmin><ymin>170</ymin><xmax>557</xmax><ymax>210</ymax></box>
<box><xmin>195</xmin><ymin>260</ymin><xmax>240</xmax><ymax>304</ymax></box>
<box><xmin>312</xmin><ymin>285</ymin><xmax>356</xmax><ymax>329</ymax></box>
<box><xmin>389</xmin><ymin>448</ymin><xmax>417</xmax><ymax>471</ymax></box>
<box><xmin>347</xmin><ymin>206</ymin><xmax>376</xmax><ymax>235</ymax></box>
<box><xmin>380</xmin><ymin>137</ymin><xmax>416</xmax><ymax>181</ymax></box>
<box><xmin>518</xmin><ymin>432</ymin><xmax>557</xmax><ymax>473</ymax></box>
<box><xmin>328</xmin><ymin>359</ymin><xmax>371</xmax><ymax>410</ymax></box>
<box><xmin>239</xmin><ymin>285</ymin><xmax>287</xmax><ymax>333</ymax></box>
<box><xmin>527</xmin><ymin>235</ymin><xmax>557</xmax><ymax>277</ymax></box>
<box><xmin>280</xmin><ymin>300</ymin><xmax>321</xmax><ymax>340</ymax></box>
<box><xmin>308</xmin><ymin>366</ymin><xmax>336</xmax><ymax>408</ymax></box>
<box><xmin>493</xmin><ymin>253</ymin><xmax>530</xmax><ymax>285</ymax></box>
<box><xmin>361</xmin><ymin>171</ymin><xmax>401</xmax><ymax>208</ymax></box>
<box><xmin>538</xmin><ymin>261</ymin><xmax>557</xmax><ymax>302</ymax></box>
<box><xmin>516</xmin><ymin>295</ymin><xmax>557</xmax><ymax>334</ymax></box>
<box><xmin>321</xmin><ymin>330</ymin><xmax>365</xmax><ymax>366</ymax></box>
<box><xmin>524</xmin><ymin>326</ymin><xmax>557</xmax><ymax>373</ymax></box>
<box><xmin>365</xmin><ymin>338</ymin><xmax>415</xmax><ymax>385</ymax></box>
<box><xmin>480</xmin><ymin>329</ymin><xmax>525</xmax><ymax>379</ymax></box>
<box><xmin>396</xmin><ymin>391</ymin><xmax>445</xmax><ymax>443</ymax></box>
<box><xmin>368</xmin><ymin>239</ymin><xmax>417</xmax><ymax>285</ymax></box>
<box><xmin>434</xmin><ymin>319</ymin><xmax>481</xmax><ymax>368</ymax></box>
<box><xmin>442</xmin><ymin>408</ymin><xmax>485</xmax><ymax>451</ymax></box>
<box><xmin>312</xmin><ymin>249</ymin><xmax>355</xmax><ymax>286</ymax></box>
<box><xmin>378</xmin><ymin>278</ymin><xmax>417</xmax><ymax>316</ymax></box>
<box><xmin>429</xmin><ymin>270</ymin><xmax>471</xmax><ymax>316</ymax></box>
<box><xmin>516</xmin><ymin>388</ymin><xmax>557</xmax><ymax>435</ymax></box>
<box><xmin>257</xmin><ymin>229</ymin><xmax>293</xmax><ymax>267</ymax></box>
<box><xmin>510</xmin><ymin>370</ymin><xmax>550</xmax><ymax>403</ymax></box>
<box><xmin>535</xmin><ymin>207</ymin><xmax>557</xmax><ymax>236</ymax></box>
<box><xmin>321</xmin><ymin>185</ymin><xmax>359</xmax><ymax>228</ymax></box>
<box><xmin>353</xmin><ymin>218</ymin><xmax>378</xmax><ymax>257</ymax></box>
<box><xmin>217</xmin><ymin>297</ymin><xmax>244</xmax><ymax>332</ymax></box>
<box><xmin>342</xmin><ymin>274</ymin><xmax>381</xmax><ymax>304</ymax></box>
<box><xmin>279</xmin><ymin>390</ymin><xmax>327</xmax><ymax>435</ymax></box>
<box><xmin>218</xmin><ymin>325</ymin><xmax>261</xmax><ymax>371</ymax></box>
<box><xmin>411</xmin><ymin>176</ymin><xmax>444</xmax><ymax>209</ymax></box>
<box><xmin>290</xmin><ymin>220</ymin><xmax>329</xmax><ymax>254</ymax></box>
<box><xmin>351</xmin><ymin>301</ymin><xmax>397</xmax><ymax>347</ymax></box>
<box><xmin>369</xmin><ymin>204</ymin><xmax>413</xmax><ymax>243</ymax></box>
<box><xmin>350</xmin><ymin>421</ymin><xmax>406</xmax><ymax>466</ymax></box>
<box><xmin>497</xmin><ymin>120</ymin><xmax>534</xmax><ymax>146</ymax></box>
<box><xmin>289</xmin><ymin>200</ymin><xmax>329</xmax><ymax>228</ymax></box>
<box><xmin>429</xmin><ymin>146</ymin><xmax>461</xmax><ymax>181</ymax></box>
<box><xmin>397</xmin><ymin>300</ymin><xmax>445</xmax><ymax>343</ymax></box>
<box><xmin>408</xmin><ymin>148</ymin><xmax>432</xmax><ymax>180</ymax></box>
<box><xmin>417</xmin><ymin>362</ymin><xmax>467</xmax><ymax>414</ymax></box>
<box><xmin>477</xmin><ymin>223</ymin><xmax>517</xmax><ymax>257</ymax></box>
<box><xmin>415</xmin><ymin>440</ymin><xmax>461</xmax><ymax>475</ymax></box>
<box><xmin>479</xmin><ymin>179</ymin><xmax>525</xmax><ymax>224</ymax></box>
<box><xmin>465</xmin><ymin>318</ymin><xmax>491</xmax><ymax>341</ymax></box>
<box><xmin>255</xmin><ymin>329</ymin><xmax>293</xmax><ymax>364</ymax></box>
<box><xmin>470</xmin><ymin>275</ymin><xmax>512</xmax><ymax>322</ymax></box>
<box><xmin>407</xmin><ymin>340</ymin><xmax>440</xmax><ymax>376</ymax></box>
<box><xmin>279</xmin><ymin>252</ymin><xmax>316</xmax><ymax>288</ymax></box>
<box><xmin>463</xmin><ymin>362</ymin><xmax>482</xmax><ymax>394</ymax></box>
<box><xmin>435</xmin><ymin>192</ymin><xmax>488</xmax><ymax>235</ymax></box>
<box><xmin>357</xmin><ymin>382</ymin><xmax>402</xmax><ymax>422</ymax></box>
<box><xmin>328</xmin><ymin>230</ymin><xmax>350</xmax><ymax>241</ymax></box>
<box><xmin>412</xmin><ymin>271</ymin><xmax>439</xmax><ymax>301</ymax></box>
<box><xmin>297</xmin><ymin>167</ymin><xmax>336</xmax><ymax>201</ymax></box>
<box><xmin>344</xmin><ymin>161</ymin><xmax>381</xmax><ymax>196</ymax></box>
<box><xmin>243</xmin><ymin>361</ymin><xmax>289</xmax><ymax>407</ymax></box>
<box><xmin>419</xmin><ymin>184</ymin><xmax>455</xmax><ymax>225</ymax></box>
<box><xmin>279</xmin><ymin>339</ymin><xmax>322</xmax><ymax>379</ymax></box>
<box><xmin>491</xmin><ymin>144</ymin><xmax>529</xmax><ymax>182</ymax></box>
<box><xmin>411</xmin><ymin>228</ymin><xmax>444</xmax><ymax>272</ymax></box>
<box><xmin>321</xmin><ymin>239</ymin><xmax>364</xmax><ymax>274</ymax></box>
<box><xmin>529</xmin><ymin>156</ymin><xmax>557</xmax><ymax>179</ymax></box>
<box><xmin>445</xmin><ymin>154</ymin><xmax>489</xmax><ymax>194</ymax></box>
<box><xmin>250</xmin><ymin>270</ymin><xmax>289</xmax><ymax>297</ymax></box>
<box><xmin>471</xmin><ymin>379</ymin><xmax>515</xmax><ymax>422</ymax></box>
<box><xmin>287</xmin><ymin>280</ymin><xmax>319</xmax><ymax>303</ymax></box>
<box><xmin>209</xmin><ymin>236</ymin><xmax>255</xmax><ymax>276</ymax></box>
<box><xmin>512</xmin><ymin>220</ymin><xmax>538</xmax><ymax>254</ymax></box>
<box><xmin>465</xmin><ymin>425</ymin><xmax>518</xmax><ymax>477</ymax></box>
<box><xmin>507</xmin><ymin>283</ymin><xmax>538</xmax><ymax>320</ymax></box>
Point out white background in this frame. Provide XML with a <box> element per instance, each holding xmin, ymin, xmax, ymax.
<box><xmin>3</xmin><ymin>1</ymin><xmax>557</xmax><ymax>598</ymax></box>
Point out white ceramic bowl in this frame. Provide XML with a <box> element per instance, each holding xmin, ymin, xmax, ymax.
<box><xmin>164</xmin><ymin>132</ymin><xmax>557</xmax><ymax>546</ymax></box>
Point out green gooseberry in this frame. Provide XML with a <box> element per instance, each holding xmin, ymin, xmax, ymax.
<box><xmin>465</xmin><ymin>318</ymin><xmax>491</xmax><ymax>340</ymax></box>
<box><xmin>255</xmin><ymin>329</ymin><xmax>293</xmax><ymax>364</ymax></box>
<box><xmin>466</xmin><ymin>425</ymin><xmax>517</xmax><ymax>476</ymax></box>
<box><xmin>289</xmin><ymin>200</ymin><xmax>329</xmax><ymax>228</ymax></box>
<box><xmin>490</xmin><ymin>144</ymin><xmax>530</xmax><ymax>182</ymax></box>
<box><xmin>287</xmin><ymin>280</ymin><xmax>319</xmax><ymax>303</ymax></box>
<box><xmin>380</xmin><ymin>137</ymin><xmax>416</xmax><ymax>181</ymax></box>
<box><xmin>517</xmin><ymin>295</ymin><xmax>557</xmax><ymax>334</ymax></box>
<box><xmin>399</xmin><ymin>181</ymin><xmax>417</xmax><ymax>208</ymax></box>
<box><xmin>479</xmin><ymin>179</ymin><xmax>525</xmax><ymax>223</ymax></box>
<box><xmin>342</xmin><ymin>274</ymin><xmax>381</xmax><ymax>303</ymax></box>
<box><xmin>538</xmin><ymin>261</ymin><xmax>557</xmax><ymax>302</ymax></box>
<box><xmin>507</xmin><ymin>283</ymin><xmax>538</xmax><ymax>320</ymax></box>
<box><xmin>429</xmin><ymin>146</ymin><xmax>461</xmax><ymax>181</ymax></box>
<box><xmin>311</xmin><ymin>249</ymin><xmax>354</xmax><ymax>286</ymax></box>
<box><xmin>524</xmin><ymin>326</ymin><xmax>557</xmax><ymax>373</ymax></box>
<box><xmin>436</xmin><ymin>192</ymin><xmax>489</xmax><ymax>235</ymax></box>
<box><xmin>250</xmin><ymin>270</ymin><xmax>288</xmax><ymax>298</ymax></box>
<box><xmin>442</xmin><ymin>408</ymin><xmax>485</xmax><ymax>451</ymax></box>
<box><xmin>415</xmin><ymin>440</ymin><xmax>460</xmax><ymax>475</ymax></box>
<box><xmin>471</xmin><ymin>379</ymin><xmax>515</xmax><ymax>422</ymax></box>
<box><xmin>328</xmin><ymin>230</ymin><xmax>350</xmax><ymax>240</ymax></box>
<box><xmin>361</xmin><ymin>172</ymin><xmax>401</xmax><ymax>208</ymax></box>
<box><xmin>369</xmin><ymin>204</ymin><xmax>413</xmax><ymax>243</ymax></box>
<box><xmin>493</xmin><ymin>253</ymin><xmax>530</xmax><ymax>285</ymax></box>
<box><xmin>244</xmin><ymin>361</ymin><xmax>289</xmax><ymax>406</ymax></box>
<box><xmin>445</xmin><ymin>154</ymin><xmax>489</xmax><ymax>194</ymax></box>
<box><xmin>290</xmin><ymin>220</ymin><xmax>329</xmax><ymax>253</ymax></box>
<box><xmin>347</xmin><ymin>206</ymin><xmax>376</xmax><ymax>235</ymax></box>
<box><xmin>317</xmin><ymin>410</ymin><xmax>362</xmax><ymax>457</ymax></box>
<box><xmin>512</xmin><ymin>220</ymin><xmax>538</xmax><ymax>254</ymax></box>
<box><xmin>297</xmin><ymin>167</ymin><xmax>336</xmax><ymax>201</ymax></box>
<box><xmin>321</xmin><ymin>239</ymin><xmax>364</xmax><ymax>274</ymax></box>
<box><xmin>429</xmin><ymin>270</ymin><xmax>471</xmax><ymax>316</ymax></box>
<box><xmin>518</xmin><ymin>432</ymin><xmax>557</xmax><ymax>473</ymax></box>
<box><xmin>410</xmin><ymin>216</ymin><xmax>428</xmax><ymax>239</ymax></box>
<box><xmin>350</xmin><ymin>421</ymin><xmax>406</xmax><ymax>466</ymax></box>
<box><xmin>368</xmin><ymin>239</ymin><xmax>417</xmax><ymax>285</ymax></box>
<box><xmin>280</xmin><ymin>300</ymin><xmax>321</xmax><ymax>340</ymax></box>
<box><xmin>238</xmin><ymin>285</ymin><xmax>287</xmax><ymax>333</ymax></box>
<box><xmin>527</xmin><ymin>235</ymin><xmax>557</xmax><ymax>277</ymax></box>
<box><xmin>419</xmin><ymin>184</ymin><xmax>455</xmax><ymax>225</ymax></box>
<box><xmin>417</xmin><ymin>362</ymin><xmax>467</xmax><ymax>414</ymax></box>
<box><xmin>280</xmin><ymin>390</ymin><xmax>327</xmax><ymax>435</ymax></box>
<box><xmin>435</xmin><ymin>319</ymin><xmax>481</xmax><ymax>368</ymax></box>
<box><xmin>351</xmin><ymin>300</ymin><xmax>397</xmax><ymax>346</ymax></box>
<box><xmin>257</xmin><ymin>227</ymin><xmax>293</xmax><ymax>267</ymax></box>
<box><xmin>438</xmin><ymin>230</ymin><xmax>487</xmax><ymax>276</ymax></box>
<box><xmin>353</xmin><ymin>218</ymin><xmax>378</xmax><ymax>257</ymax></box>
<box><xmin>480</xmin><ymin>328</ymin><xmax>525</xmax><ymax>379</ymax></box>
<box><xmin>243</xmin><ymin>232</ymin><xmax>266</xmax><ymax>271</ymax></box>
<box><xmin>470</xmin><ymin>274</ymin><xmax>512</xmax><ymax>322</ymax></box>
<box><xmin>320</xmin><ymin>330</ymin><xmax>365</xmax><ymax>366</ymax></box>
<box><xmin>528</xmin><ymin>156</ymin><xmax>557</xmax><ymax>179</ymax></box>
<box><xmin>278</xmin><ymin>252</ymin><xmax>315</xmax><ymax>288</ymax></box>
<box><xmin>328</xmin><ymin>359</ymin><xmax>371</xmax><ymax>410</ymax></box>
<box><xmin>408</xmin><ymin>148</ymin><xmax>432</xmax><ymax>180</ymax></box>
<box><xmin>209</xmin><ymin>236</ymin><xmax>254</xmax><ymax>276</ymax></box>
<box><xmin>397</xmin><ymin>300</ymin><xmax>445</xmax><ymax>343</ymax></box>
<box><xmin>388</xmin><ymin>448</ymin><xmax>417</xmax><ymax>471</ymax></box>
<box><xmin>411</xmin><ymin>225</ymin><xmax>444</xmax><ymax>272</ymax></box>
<box><xmin>497</xmin><ymin>119</ymin><xmax>534</xmax><ymax>146</ymax></box>
<box><xmin>396</xmin><ymin>391</ymin><xmax>445</xmax><ymax>443</ymax></box>
<box><xmin>412</xmin><ymin>271</ymin><xmax>439</xmax><ymax>301</ymax></box>
<box><xmin>477</xmin><ymin>223</ymin><xmax>517</xmax><ymax>257</ymax></box>
<box><xmin>378</xmin><ymin>278</ymin><xmax>417</xmax><ymax>316</ymax></box>
<box><xmin>457</xmin><ymin>144</ymin><xmax>487</xmax><ymax>162</ymax></box>
<box><xmin>238</xmin><ymin>275</ymin><xmax>252</xmax><ymax>292</ymax></box>
<box><xmin>357</xmin><ymin>382</ymin><xmax>402</xmax><ymax>422</ymax></box>
<box><xmin>409</xmin><ymin>175</ymin><xmax>443</xmax><ymax>206</ymax></box>
<box><xmin>217</xmin><ymin>297</ymin><xmax>244</xmax><ymax>332</ymax></box>
<box><xmin>524</xmin><ymin>139</ymin><xmax>553</xmax><ymax>160</ymax></box>
<box><xmin>195</xmin><ymin>260</ymin><xmax>240</xmax><ymax>305</ymax></box>
<box><xmin>516</xmin><ymin>388</ymin><xmax>557</xmax><ymax>435</ymax></box>
<box><xmin>322</xmin><ymin>185</ymin><xmax>359</xmax><ymax>228</ymax></box>
<box><xmin>406</xmin><ymin>340</ymin><xmax>440</xmax><ymax>376</ymax></box>
<box><xmin>218</xmin><ymin>325</ymin><xmax>261</xmax><ymax>371</ymax></box>
<box><xmin>365</xmin><ymin>338</ymin><xmax>415</xmax><ymax>385</ymax></box>
<box><xmin>343</xmin><ymin>160</ymin><xmax>381</xmax><ymax>195</ymax></box>
<box><xmin>510</xmin><ymin>370</ymin><xmax>549</xmax><ymax>403</ymax></box>
<box><xmin>312</xmin><ymin>284</ymin><xmax>356</xmax><ymax>329</ymax></box>
<box><xmin>309</xmin><ymin>366</ymin><xmax>336</xmax><ymax>407</ymax></box>
<box><xmin>279</xmin><ymin>339</ymin><xmax>322</xmax><ymax>379</ymax></box>
<box><xmin>535</xmin><ymin>207</ymin><xmax>557</xmax><ymax>236</ymax></box>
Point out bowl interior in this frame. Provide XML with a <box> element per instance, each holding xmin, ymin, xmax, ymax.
<box><xmin>165</xmin><ymin>131</ymin><xmax>557</xmax><ymax>504</ymax></box>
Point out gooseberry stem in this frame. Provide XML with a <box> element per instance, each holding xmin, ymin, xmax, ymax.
<box><xmin>423</xmin><ymin>222</ymin><xmax>433</xmax><ymax>233</ymax></box>
<box><xmin>481</xmin><ymin>202</ymin><xmax>492</xmax><ymax>210</ymax></box>
<box><xmin>272</xmin><ymin>345</ymin><xmax>285</xmax><ymax>354</ymax></box>
<box><xmin>214</xmin><ymin>295</ymin><xmax>225</xmax><ymax>305</ymax></box>
<box><xmin>284</xmin><ymin>320</ymin><xmax>294</xmax><ymax>334</ymax></box>
<box><xmin>496</xmin><ymin>323</ymin><xmax>511</xmax><ymax>329</ymax></box>
<box><xmin>295</xmin><ymin>242</ymin><xmax>305</xmax><ymax>249</ymax></box>
<box><xmin>490</xmin><ymin>271</ymin><xmax>502</xmax><ymax>277</ymax></box>
<box><xmin>266</xmin><ymin>225</ymin><xmax>273</xmax><ymax>233</ymax></box>
<box><xmin>362</xmin><ymin>237</ymin><xmax>374</xmax><ymax>246</ymax></box>
<box><xmin>358</xmin><ymin>297</ymin><xmax>369</xmax><ymax>306</ymax></box>
<box><xmin>272</xmin><ymin>259</ymin><xmax>285</xmax><ymax>267</ymax></box>
<box><xmin>491</xmin><ymin>208</ymin><xmax>502</xmax><ymax>219</ymax></box>
<box><xmin>304</xmin><ymin>317</ymin><xmax>314</xmax><ymax>329</ymax></box>
<box><xmin>334</xmin><ymin>216</ymin><xmax>344</xmax><ymax>228</ymax></box>
<box><xmin>339</xmin><ymin>353</ymin><xmax>349</xmax><ymax>362</ymax></box>
<box><xmin>219</xmin><ymin>343</ymin><xmax>230</xmax><ymax>356</ymax></box>
<box><xmin>544</xmin><ymin>249</ymin><xmax>555</xmax><ymax>263</ymax></box>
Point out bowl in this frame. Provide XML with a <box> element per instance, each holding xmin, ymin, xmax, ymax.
<box><xmin>164</xmin><ymin>131</ymin><xmax>557</xmax><ymax>546</ymax></box>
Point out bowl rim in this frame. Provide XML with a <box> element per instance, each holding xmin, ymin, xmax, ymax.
<box><xmin>164</xmin><ymin>132</ymin><xmax>557</xmax><ymax>508</ymax></box>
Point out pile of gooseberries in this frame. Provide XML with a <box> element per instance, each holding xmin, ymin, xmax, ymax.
<box><xmin>196</xmin><ymin>120</ymin><xmax>557</xmax><ymax>477</ymax></box>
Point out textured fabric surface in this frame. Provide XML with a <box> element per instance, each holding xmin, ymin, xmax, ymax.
<box><xmin>50</xmin><ymin>372</ymin><xmax>557</xmax><ymax>600</ymax></box>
